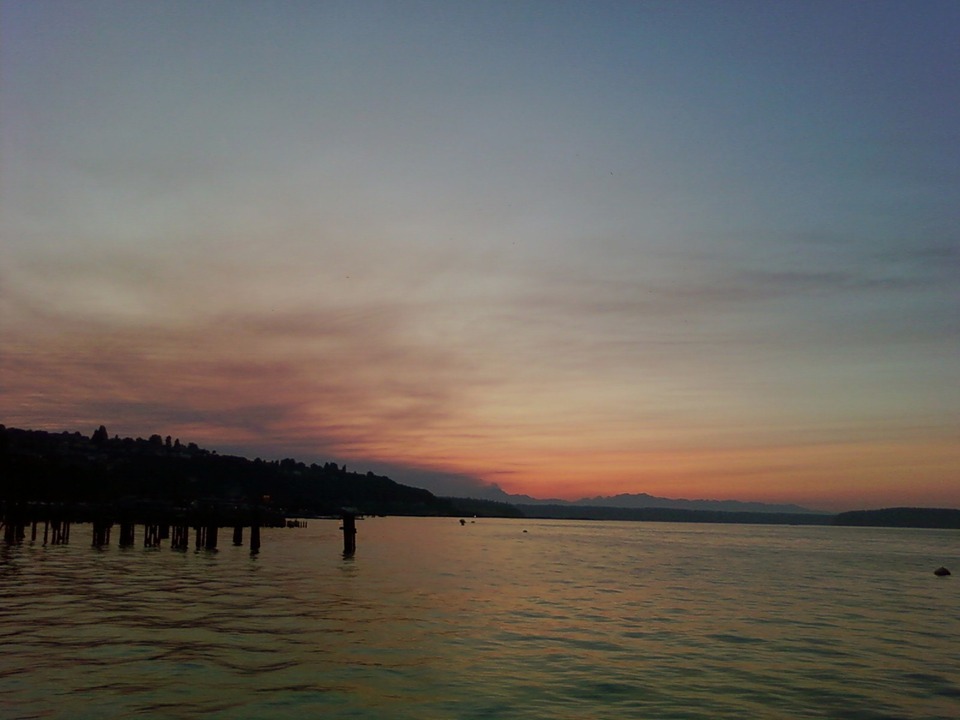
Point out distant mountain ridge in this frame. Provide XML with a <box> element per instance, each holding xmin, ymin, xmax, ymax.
<box><xmin>483</xmin><ymin>489</ymin><xmax>824</xmax><ymax>514</ymax></box>
<box><xmin>573</xmin><ymin>492</ymin><xmax>823</xmax><ymax>514</ymax></box>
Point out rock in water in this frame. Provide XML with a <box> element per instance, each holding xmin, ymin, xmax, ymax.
<box><xmin>933</xmin><ymin>566</ymin><xmax>951</xmax><ymax>577</ymax></box>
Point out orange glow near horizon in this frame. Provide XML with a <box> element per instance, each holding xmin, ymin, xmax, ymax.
<box><xmin>4</xmin><ymin>309</ymin><xmax>956</xmax><ymax>514</ymax></box>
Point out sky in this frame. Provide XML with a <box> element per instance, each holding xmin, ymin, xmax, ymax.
<box><xmin>2</xmin><ymin>1</ymin><xmax>958</xmax><ymax>511</ymax></box>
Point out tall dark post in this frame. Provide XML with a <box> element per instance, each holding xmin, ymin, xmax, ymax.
<box><xmin>232</xmin><ymin>525</ymin><xmax>243</xmax><ymax>546</ymax></box>
<box><xmin>249</xmin><ymin>500</ymin><xmax>261</xmax><ymax>555</ymax></box>
<box><xmin>119</xmin><ymin>523</ymin><xmax>135</xmax><ymax>547</ymax></box>
<box><xmin>92</xmin><ymin>521</ymin><xmax>112</xmax><ymax>547</ymax></box>
<box><xmin>249</xmin><ymin>524</ymin><xmax>261</xmax><ymax>555</ymax></box>
<box><xmin>341</xmin><ymin>511</ymin><xmax>357</xmax><ymax>556</ymax></box>
<box><xmin>171</xmin><ymin>526</ymin><xmax>189</xmax><ymax>551</ymax></box>
<box><xmin>204</xmin><ymin>525</ymin><xmax>218</xmax><ymax>550</ymax></box>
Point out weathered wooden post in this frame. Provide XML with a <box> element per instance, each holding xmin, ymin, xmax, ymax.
<box><xmin>341</xmin><ymin>510</ymin><xmax>357</xmax><ymax>556</ymax></box>
<box><xmin>119</xmin><ymin>523</ymin><xmax>135</xmax><ymax>547</ymax></box>
<box><xmin>232</xmin><ymin>525</ymin><xmax>243</xmax><ymax>546</ymax></box>
<box><xmin>57</xmin><ymin>520</ymin><xmax>67</xmax><ymax>545</ymax></box>
<box><xmin>43</xmin><ymin>519</ymin><xmax>49</xmax><ymax>545</ymax></box>
<box><xmin>204</xmin><ymin>525</ymin><xmax>218</xmax><ymax>550</ymax></box>
<box><xmin>92</xmin><ymin>521</ymin><xmax>112</xmax><ymax>547</ymax></box>
<box><xmin>31</xmin><ymin>520</ymin><xmax>38</xmax><ymax>542</ymax></box>
<box><xmin>194</xmin><ymin>526</ymin><xmax>205</xmax><ymax>551</ymax></box>
<box><xmin>249</xmin><ymin>523</ymin><xmax>261</xmax><ymax>555</ymax></box>
<box><xmin>171</xmin><ymin>525</ymin><xmax>189</xmax><ymax>551</ymax></box>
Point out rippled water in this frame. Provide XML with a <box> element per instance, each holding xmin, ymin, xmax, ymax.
<box><xmin>1</xmin><ymin>518</ymin><xmax>957</xmax><ymax>719</ymax></box>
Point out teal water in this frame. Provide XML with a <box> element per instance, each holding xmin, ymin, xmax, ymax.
<box><xmin>1</xmin><ymin>518</ymin><xmax>957</xmax><ymax>719</ymax></box>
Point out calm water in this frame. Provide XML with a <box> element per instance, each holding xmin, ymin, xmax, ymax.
<box><xmin>1</xmin><ymin>518</ymin><xmax>957</xmax><ymax>719</ymax></box>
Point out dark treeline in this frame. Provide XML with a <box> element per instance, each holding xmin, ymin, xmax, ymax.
<box><xmin>833</xmin><ymin>507</ymin><xmax>960</xmax><ymax>529</ymax></box>
<box><xmin>0</xmin><ymin>425</ymin><xmax>457</xmax><ymax>518</ymax></box>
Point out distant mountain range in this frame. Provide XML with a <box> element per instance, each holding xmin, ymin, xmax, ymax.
<box><xmin>474</xmin><ymin>488</ymin><xmax>824</xmax><ymax>514</ymax></box>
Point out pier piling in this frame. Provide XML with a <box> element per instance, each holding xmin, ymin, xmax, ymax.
<box><xmin>341</xmin><ymin>511</ymin><xmax>357</xmax><ymax>556</ymax></box>
<box><xmin>171</xmin><ymin>525</ymin><xmax>189</xmax><ymax>551</ymax></box>
<box><xmin>250</xmin><ymin>524</ymin><xmax>260</xmax><ymax>555</ymax></box>
<box><xmin>92</xmin><ymin>521</ymin><xmax>112</xmax><ymax>547</ymax></box>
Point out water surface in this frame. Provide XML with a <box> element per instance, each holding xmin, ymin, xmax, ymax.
<box><xmin>1</xmin><ymin>518</ymin><xmax>957</xmax><ymax>718</ymax></box>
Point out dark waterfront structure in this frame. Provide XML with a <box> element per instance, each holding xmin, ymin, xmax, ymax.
<box><xmin>0</xmin><ymin>500</ymin><xmax>284</xmax><ymax>554</ymax></box>
<box><xmin>0</xmin><ymin>500</ymin><xmax>362</xmax><ymax>556</ymax></box>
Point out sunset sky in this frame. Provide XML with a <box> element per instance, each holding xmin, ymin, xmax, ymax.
<box><xmin>2</xmin><ymin>1</ymin><xmax>958</xmax><ymax>511</ymax></box>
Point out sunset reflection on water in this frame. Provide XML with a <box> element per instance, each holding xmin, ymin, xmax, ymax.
<box><xmin>1</xmin><ymin>518</ymin><xmax>957</xmax><ymax>719</ymax></box>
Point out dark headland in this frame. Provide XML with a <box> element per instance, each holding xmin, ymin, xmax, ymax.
<box><xmin>2</xmin><ymin>425</ymin><xmax>957</xmax><ymax>529</ymax></box>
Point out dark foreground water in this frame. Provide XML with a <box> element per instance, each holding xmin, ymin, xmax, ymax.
<box><xmin>1</xmin><ymin>518</ymin><xmax>957</xmax><ymax>719</ymax></box>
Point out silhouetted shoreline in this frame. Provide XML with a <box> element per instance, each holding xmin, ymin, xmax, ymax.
<box><xmin>2</xmin><ymin>425</ymin><xmax>957</xmax><ymax>528</ymax></box>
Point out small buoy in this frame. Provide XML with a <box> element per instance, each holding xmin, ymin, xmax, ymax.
<box><xmin>934</xmin><ymin>566</ymin><xmax>951</xmax><ymax>577</ymax></box>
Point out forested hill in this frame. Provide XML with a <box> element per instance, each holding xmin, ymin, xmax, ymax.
<box><xmin>0</xmin><ymin>425</ymin><xmax>454</xmax><ymax>517</ymax></box>
<box><xmin>833</xmin><ymin>507</ymin><xmax>960</xmax><ymax>529</ymax></box>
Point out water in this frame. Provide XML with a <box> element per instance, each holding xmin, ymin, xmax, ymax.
<box><xmin>1</xmin><ymin>518</ymin><xmax>957</xmax><ymax>719</ymax></box>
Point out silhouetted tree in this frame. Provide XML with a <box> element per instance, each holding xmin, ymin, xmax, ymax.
<box><xmin>92</xmin><ymin>425</ymin><xmax>109</xmax><ymax>446</ymax></box>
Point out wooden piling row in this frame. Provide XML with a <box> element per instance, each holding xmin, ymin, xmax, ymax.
<box><xmin>144</xmin><ymin>524</ymin><xmax>162</xmax><ymax>548</ymax></box>
<box><xmin>170</xmin><ymin>525</ymin><xmax>189</xmax><ymax>551</ymax></box>
<box><xmin>2</xmin><ymin>507</ymin><xmax>350</xmax><ymax>556</ymax></box>
<box><xmin>92</xmin><ymin>521</ymin><xmax>112</xmax><ymax>547</ymax></box>
<box><xmin>49</xmin><ymin>520</ymin><xmax>69</xmax><ymax>545</ymax></box>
